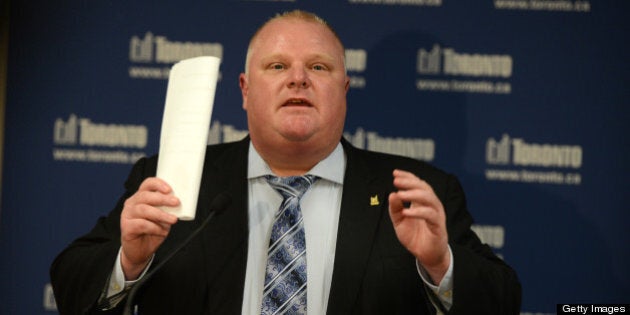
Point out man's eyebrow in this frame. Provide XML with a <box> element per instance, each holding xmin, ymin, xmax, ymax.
<box><xmin>308</xmin><ymin>53</ymin><xmax>338</xmax><ymax>63</ymax></box>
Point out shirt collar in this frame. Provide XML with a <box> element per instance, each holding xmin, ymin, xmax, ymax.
<box><xmin>247</xmin><ymin>141</ymin><xmax>346</xmax><ymax>185</ymax></box>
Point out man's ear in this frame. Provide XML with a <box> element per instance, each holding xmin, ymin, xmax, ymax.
<box><xmin>239</xmin><ymin>73</ymin><xmax>248</xmax><ymax>109</ymax></box>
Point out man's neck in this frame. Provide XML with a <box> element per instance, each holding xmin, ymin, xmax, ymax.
<box><xmin>252</xmin><ymin>140</ymin><xmax>338</xmax><ymax>177</ymax></box>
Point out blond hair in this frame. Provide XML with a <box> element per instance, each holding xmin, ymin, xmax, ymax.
<box><xmin>244</xmin><ymin>10</ymin><xmax>345</xmax><ymax>73</ymax></box>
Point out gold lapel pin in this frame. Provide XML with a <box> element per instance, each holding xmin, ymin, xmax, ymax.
<box><xmin>370</xmin><ymin>195</ymin><xmax>380</xmax><ymax>206</ymax></box>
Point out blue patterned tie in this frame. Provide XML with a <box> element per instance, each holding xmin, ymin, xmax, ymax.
<box><xmin>261</xmin><ymin>175</ymin><xmax>318</xmax><ymax>315</ymax></box>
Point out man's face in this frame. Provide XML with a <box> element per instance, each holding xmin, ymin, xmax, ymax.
<box><xmin>240</xmin><ymin>18</ymin><xmax>349</xmax><ymax>157</ymax></box>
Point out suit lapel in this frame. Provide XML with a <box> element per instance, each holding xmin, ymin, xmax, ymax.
<box><xmin>196</xmin><ymin>138</ymin><xmax>250</xmax><ymax>312</ymax></box>
<box><xmin>327</xmin><ymin>142</ymin><xmax>389</xmax><ymax>313</ymax></box>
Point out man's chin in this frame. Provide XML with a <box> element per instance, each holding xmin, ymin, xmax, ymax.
<box><xmin>281</xmin><ymin>132</ymin><xmax>315</xmax><ymax>144</ymax></box>
<box><xmin>277</xmin><ymin>124</ymin><xmax>317</xmax><ymax>143</ymax></box>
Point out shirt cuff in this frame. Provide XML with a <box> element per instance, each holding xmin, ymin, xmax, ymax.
<box><xmin>106</xmin><ymin>247</ymin><xmax>154</xmax><ymax>298</ymax></box>
<box><xmin>416</xmin><ymin>245</ymin><xmax>454</xmax><ymax>311</ymax></box>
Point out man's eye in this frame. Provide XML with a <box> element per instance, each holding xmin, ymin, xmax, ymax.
<box><xmin>312</xmin><ymin>64</ymin><xmax>327</xmax><ymax>71</ymax></box>
<box><xmin>270</xmin><ymin>64</ymin><xmax>285</xmax><ymax>70</ymax></box>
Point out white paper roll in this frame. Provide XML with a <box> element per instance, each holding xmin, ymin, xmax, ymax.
<box><xmin>156</xmin><ymin>56</ymin><xmax>221</xmax><ymax>220</ymax></box>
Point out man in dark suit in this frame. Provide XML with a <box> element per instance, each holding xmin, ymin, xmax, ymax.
<box><xmin>50</xmin><ymin>10</ymin><xmax>521</xmax><ymax>314</ymax></box>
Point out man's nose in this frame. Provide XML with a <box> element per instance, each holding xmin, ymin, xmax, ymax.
<box><xmin>287</xmin><ymin>66</ymin><xmax>311</xmax><ymax>88</ymax></box>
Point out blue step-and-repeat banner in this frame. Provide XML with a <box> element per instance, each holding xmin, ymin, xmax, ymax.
<box><xmin>1</xmin><ymin>1</ymin><xmax>628</xmax><ymax>314</ymax></box>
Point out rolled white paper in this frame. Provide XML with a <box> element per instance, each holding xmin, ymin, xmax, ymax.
<box><xmin>156</xmin><ymin>56</ymin><xmax>221</xmax><ymax>220</ymax></box>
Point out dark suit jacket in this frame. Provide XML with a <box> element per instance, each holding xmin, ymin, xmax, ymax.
<box><xmin>50</xmin><ymin>137</ymin><xmax>521</xmax><ymax>314</ymax></box>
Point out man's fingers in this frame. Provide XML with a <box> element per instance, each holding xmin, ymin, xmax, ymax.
<box><xmin>394</xmin><ymin>189</ymin><xmax>441</xmax><ymax>207</ymax></box>
<box><xmin>123</xmin><ymin>218</ymin><xmax>172</xmax><ymax>239</ymax></box>
<box><xmin>128</xmin><ymin>203</ymin><xmax>178</xmax><ymax>224</ymax></box>
<box><xmin>392</xmin><ymin>169</ymin><xmax>433</xmax><ymax>192</ymax></box>
<box><xmin>401</xmin><ymin>205</ymin><xmax>442</xmax><ymax>225</ymax></box>
<box><xmin>390</xmin><ymin>191</ymin><xmax>440</xmax><ymax>220</ymax></box>
<box><xmin>138</xmin><ymin>177</ymin><xmax>173</xmax><ymax>194</ymax></box>
<box><xmin>388</xmin><ymin>192</ymin><xmax>405</xmax><ymax>216</ymax></box>
<box><xmin>123</xmin><ymin>178</ymin><xmax>180</xmax><ymax>222</ymax></box>
<box><xmin>127</xmin><ymin>190</ymin><xmax>180</xmax><ymax>208</ymax></box>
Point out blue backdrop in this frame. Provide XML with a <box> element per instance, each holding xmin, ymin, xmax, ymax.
<box><xmin>2</xmin><ymin>1</ymin><xmax>628</xmax><ymax>314</ymax></box>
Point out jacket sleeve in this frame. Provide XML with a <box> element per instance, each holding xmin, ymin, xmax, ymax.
<box><xmin>440</xmin><ymin>174</ymin><xmax>522</xmax><ymax>314</ymax></box>
<box><xmin>49</xmin><ymin>157</ymin><xmax>157</xmax><ymax>315</ymax></box>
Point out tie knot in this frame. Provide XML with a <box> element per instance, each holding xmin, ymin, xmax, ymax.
<box><xmin>265</xmin><ymin>175</ymin><xmax>319</xmax><ymax>200</ymax></box>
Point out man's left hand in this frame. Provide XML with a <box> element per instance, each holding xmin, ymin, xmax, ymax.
<box><xmin>388</xmin><ymin>169</ymin><xmax>450</xmax><ymax>284</ymax></box>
